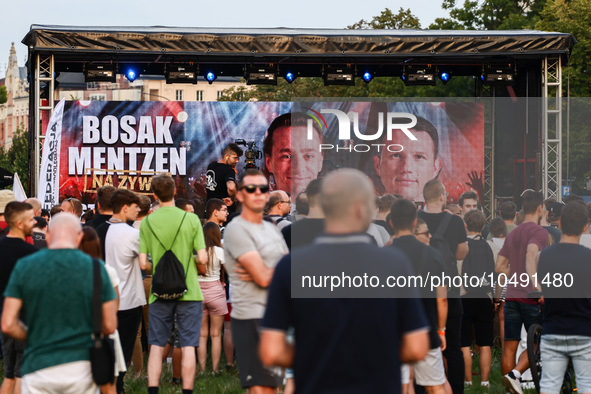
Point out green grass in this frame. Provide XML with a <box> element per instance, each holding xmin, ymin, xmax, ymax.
<box><xmin>123</xmin><ymin>344</ymin><xmax>243</xmax><ymax>393</ymax></box>
<box><xmin>0</xmin><ymin>343</ymin><xmax>543</xmax><ymax>393</ymax></box>
<box><xmin>464</xmin><ymin>346</ymin><xmax>538</xmax><ymax>394</ymax></box>
<box><xmin>124</xmin><ymin>363</ymin><xmax>242</xmax><ymax>394</ymax></box>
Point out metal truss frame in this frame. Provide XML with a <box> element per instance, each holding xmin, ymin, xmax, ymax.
<box><xmin>480</xmin><ymin>83</ymin><xmax>495</xmax><ymax>221</ymax></box>
<box><xmin>542</xmin><ymin>56</ymin><xmax>563</xmax><ymax>201</ymax></box>
<box><xmin>32</xmin><ymin>54</ymin><xmax>55</xmax><ymax>197</ymax></box>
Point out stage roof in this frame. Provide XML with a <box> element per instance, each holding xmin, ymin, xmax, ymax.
<box><xmin>23</xmin><ymin>25</ymin><xmax>576</xmax><ymax>77</ymax></box>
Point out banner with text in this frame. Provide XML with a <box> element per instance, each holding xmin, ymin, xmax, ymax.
<box><xmin>38</xmin><ymin>99</ymin><xmax>65</xmax><ymax>209</ymax></box>
<box><xmin>47</xmin><ymin>100</ymin><xmax>483</xmax><ymax>208</ymax></box>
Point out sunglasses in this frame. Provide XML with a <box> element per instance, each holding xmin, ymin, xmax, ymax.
<box><xmin>415</xmin><ymin>231</ymin><xmax>431</xmax><ymax>237</ymax></box>
<box><xmin>241</xmin><ymin>184</ymin><xmax>270</xmax><ymax>194</ymax></box>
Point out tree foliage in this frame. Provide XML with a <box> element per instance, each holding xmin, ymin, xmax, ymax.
<box><xmin>348</xmin><ymin>8</ymin><xmax>421</xmax><ymax>29</ymax></box>
<box><xmin>0</xmin><ymin>86</ymin><xmax>7</xmax><ymax>105</ymax></box>
<box><xmin>430</xmin><ymin>0</ymin><xmax>546</xmax><ymax>30</ymax></box>
<box><xmin>0</xmin><ymin>127</ymin><xmax>30</xmax><ymax>195</ymax></box>
<box><xmin>536</xmin><ymin>0</ymin><xmax>591</xmax><ymax>97</ymax></box>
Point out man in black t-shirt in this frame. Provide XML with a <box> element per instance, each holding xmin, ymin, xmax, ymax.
<box><xmin>0</xmin><ymin>202</ymin><xmax>38</xmax><ymax>394</ymax></box>
<box><xmin>282</xmin><ymin>179</ymin><xmax>325</xmax><ymax>250</ymax></box>
<box><xmin>260</xmin><ymin>169</ymin><xmax>429</xmax><ymax>394</ymax></box>
<box><xmin>418</xmin><ymin>179</ymin><xmax>468</xmax><ymax>394</ymax></box>
<box><xmin>85</xmin><ymin>185</ymin><xmax>116</xmax><ymax>229</ymax></box>
<box><xmin>538</xmin><ymin>202</ymin><xmax>591</xmax><ymax>394</ymax></box>
<box><xmin>206</xmin><ymin>143</ymin><xmax>243</xmax><ymax>213</ymax></box>
<box><xmin>389</xmin><ymin>198</ymin><xmax>448</xmax><ymax>392</ymax></box>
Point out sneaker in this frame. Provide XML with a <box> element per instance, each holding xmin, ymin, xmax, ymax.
<box><xmin>521</xmin><ymin>381</ymin><xmax>535</xmax><ymax>390</ymax></box>
<box><xmin>502</xmin><ymin>372</ymin><xmax>524</xmax><ymax>394</ymax></box>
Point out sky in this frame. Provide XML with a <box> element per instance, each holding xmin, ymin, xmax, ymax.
<box><xmin>1</xmin><ymin>0</ymin><xmax>447</xmax><ymax>74</ymax></box>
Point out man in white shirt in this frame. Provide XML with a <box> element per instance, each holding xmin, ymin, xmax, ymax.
<box><xmin>104</xmin><ymin>189</ymin><xmax>146</xmax><ymax>393</ymax></box>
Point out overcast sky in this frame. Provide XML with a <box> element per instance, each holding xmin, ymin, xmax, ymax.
<box><xmin>1</xmin><ymin>0</ymin><xmax>447</xmax><ymax>74</ymax></box>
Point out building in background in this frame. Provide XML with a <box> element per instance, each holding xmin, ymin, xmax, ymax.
<box><xmin>56</xmin><ymin>73</ymin><xmax>246</xmax><ymax>102</ymax></box>
<box><xmin>0</xmin><ymin>43</ymin><xmax>29</xmax><ymax>151</ymax></box>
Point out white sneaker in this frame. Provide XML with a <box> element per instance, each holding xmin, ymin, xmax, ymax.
<box><xmin>521</xmin><ymin>380</ymin><xmax>535</xmax><ymax>390</ymax></box>
<box><xmin>502</xmin><ymin>372</ymin><xmax>524</xmax><ymax>394</ymax></box>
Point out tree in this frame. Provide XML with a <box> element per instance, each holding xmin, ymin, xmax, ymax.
<box><xmin>0</xmin><ymin>126</ymin><xmax>30</xmax><ymax>195</ymax></box>
<box><xmin>348</xmin><ymin>7</ymin><xmax>421</xmax><ymax>29</ymax></box>
<box><xmin>536</xmin><ymin>0</ymin><xmax>591</xmax><ymax>97</ymax></box>
<box><xmin>0</xmin><ymin>86</ymin><xmax>7</xmax><ymax>104</ymax></box>
<box><xmin>429</xmin><ymin>0</ymin><xmax>546</xmax><ymax>30</ymax></box>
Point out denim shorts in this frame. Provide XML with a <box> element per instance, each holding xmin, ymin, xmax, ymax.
<box><xmin>149</xmin><ymin>300</ymin><xmax>203</xmax><ymax>347</ymax></box>
<box><xmin>540</xmin><ymin>335</ymin><xmax>591</xmax><ymax>393</ymax></box>
<box><xmin>503</xmin><ymin>300</ymin><xmax>542</xmax><ymax>341</ymax></box>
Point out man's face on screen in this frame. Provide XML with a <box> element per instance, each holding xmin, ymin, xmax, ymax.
<box><xmin>374</xmin><ymin>129</ymin><xmax>441</xmax><ymax>202</ymax></box>
<box><xmin>265</xmin><ymin>125</ymin><xmax>323</xmax><ymax>197</ymax></box>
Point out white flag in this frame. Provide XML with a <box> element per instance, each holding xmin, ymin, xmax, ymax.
<box><xmin>37</xmin><ymin>99</ymin><xmax>66</xmax><ymax>210</ymax></box>
<box><xmin>13</xmin><ymin>172</ymin><xmax>27</xmax><ymax>201</ymax></box>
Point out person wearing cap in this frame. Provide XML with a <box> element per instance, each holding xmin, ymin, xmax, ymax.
<box><xmin>0</xmin><ymin>190</ymin><xmax>18</xmax><ymax>238</ymax></box>
<box><xmin>542</xmin><ymin>199</ymin><xmax>563</xmax><ymax>244</ymax></box>
<box><xmin>547</xmin><ymin>201</ymin><xmax>564</xmax><ymax>228</ymax></box>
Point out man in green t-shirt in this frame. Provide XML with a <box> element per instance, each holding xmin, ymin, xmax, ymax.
<box><xmin>139</xmin><ymin>174</ymin><xmax>207</xmax><ymax>394</ymax></box>
<box><xmin>2</xmin><ymin>212</ymin><xmax>117</xmax><ymax>394</ymax></box>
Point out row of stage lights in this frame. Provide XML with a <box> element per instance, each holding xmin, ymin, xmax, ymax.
<box><xmin>84</xmin><ymin>63</ymin><xmax>515</xmax><ymax>86</ymax></box>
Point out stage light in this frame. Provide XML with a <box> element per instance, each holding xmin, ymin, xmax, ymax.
<box><xmin>84</xmin><ymin>64</ymin><xmax>116</xmax><ymax>83</ymax></box>
<box><xmin>440</xmin><ymin>72</ymin><xmax>451</xmax><ymax>84</ymax></box>
<box><xmin>362</xmin><ymin>72</ymin><xmax>373</xmax><ymax>83</ymax></box>
<box><xmin>206</xmin><ymin>72</ymin><xmax>216</xmax><ymax>84</ymax></box>
<box><xmin>125</xmin><ymin>68</ymin><xmax>138</xmax><ymax>82</ymax></box>
<box><xmin>323</xmin><ymin>65</ymin><xmax>355</xmax><ymax>86</ymax></box>
<box><xmin>285</xmin><ymin>72</ymin><xmax>295</xmax><ymax>83</ymax></box>
<box><xmin>402</xmin><ymin>66</ymin><xmax>436</xmax><ymax>86</ymax></box>
<box><xmin>246</xmin><ymin>66</ymin><xmax>277</xmax><ymax>85</ymax></box>
<box><xmin>482</xmin><ymin>63</ymin><xmax>516</xmax><ymax>85</ymax></box>
<box><xmin>166</xmin><ymin>64</ymin><xmax>197</xmax><ymax>84</ymax></box>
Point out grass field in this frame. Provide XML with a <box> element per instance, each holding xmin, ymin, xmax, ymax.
<box><xmin>0</xmin><ymin>345</ymin><xmax>540</xmax><ymax>393</ymax></box>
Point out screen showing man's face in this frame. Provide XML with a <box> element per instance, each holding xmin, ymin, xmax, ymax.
<box><xmin>265</xmin><ymin>125</ymin><xmax>323</xmax><ymax>197</ymax></box>
<box><xmin>373</xmin><ymin>129</ymin><xmax>441</xmax><ymax>202</ymax></box>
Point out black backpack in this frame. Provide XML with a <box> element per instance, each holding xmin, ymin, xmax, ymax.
<box><xmin>146</xmin><ymin>212</ymin><xmax>189</xmax><ymax>300</ymax></box>
<box><xmin>428</xmin><ymin>213</ymin><xmax>460</xmax><ymax>296</ymax></box>
<box><xmin>462</xmin><ymin>235</ymin><xmax>496</xmax><ymax>297</ymax></box>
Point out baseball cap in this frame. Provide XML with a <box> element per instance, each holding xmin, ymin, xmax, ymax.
<box><xmin>0</xmin><ymin>190</ymin><xmax>17</xmax><ymax>215</ymax></box>
<box><xmin>549</xmin><ymin>201</ymin><xmax>565</xmax><ymax>216</ymax></box>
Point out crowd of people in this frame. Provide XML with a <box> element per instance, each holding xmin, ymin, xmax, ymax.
<box><xmin>0</xmin><ymin>137</ymin><xmax>591</xmax><ymax>394</ymax></box>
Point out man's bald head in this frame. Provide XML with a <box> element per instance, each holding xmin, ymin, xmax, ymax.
<box><xmin>321</xmin><ymin>169</ymin><xmax>376</xmax><ymax>231</ymax></box>
<box><xmin>267</xmin><ymin>190</ymin><xmax>290</xmax><ymax>215</ymax></box>
<box><xmin>25</xmin><ymin>198</ymin><xmax>42</xmax><ymax>215</ymax></box>
<box><xmin>47</xmin><ymin>213</ymin><xmax>83</xmax><ymax>249</ymax></box>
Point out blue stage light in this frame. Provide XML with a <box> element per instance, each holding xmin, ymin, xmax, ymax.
<box><xmin>362</xmin><ymin>72</ymin><xmax>372</xmax><ymax>83</ymax></box>
<box><xmin>480</xmin><ymin>74</ymin><xmax>485</xmax><ymax>82</ymax></box>
<box><xmin>285</xmin><ymin>72</ymin><xmax>295</xmax><ymax>83</ymax></box>
<box><xmin>206</xmin><ymin>72</ymin><xmax>216</xmax><ymax>84</ymax></box>
<box><xmin>125</xmin><ymin>68</ymin><xmax>137</xmax><ymax>82</ymax></box>
<box><xmin>440</xmin><ymin>72</ymin><xmax>450</xmax><ymax>82</ymax></box>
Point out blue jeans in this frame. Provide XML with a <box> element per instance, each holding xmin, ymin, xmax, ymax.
<box><xmin>540</xmin><ymin>334</ymin><xmax>591</xmax><ymax>393</ymax></box>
